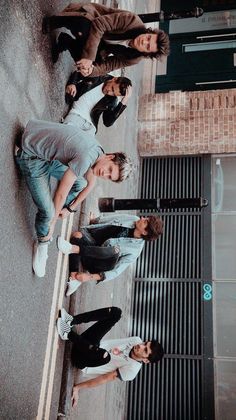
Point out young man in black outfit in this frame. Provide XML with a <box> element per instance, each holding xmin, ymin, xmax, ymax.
<box><xmin>57</xmin><ymin>307</ymin><xmax>164</xmax><ymax>408</ymax></box>
<box><xmin>64</xmin><ymin>73</ymin><xmax>132</xmax><ymax>133</ymax></box>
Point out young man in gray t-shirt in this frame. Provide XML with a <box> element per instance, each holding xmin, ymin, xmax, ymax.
<box><xmin>14</xmin><ymin>119</ymin><xmax>132</xmax><ymax>278</ymax></box>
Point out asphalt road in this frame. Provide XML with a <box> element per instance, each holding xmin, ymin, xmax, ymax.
<box><xmin>0</xmin><ymin>1</ymin><xmax>79</xmax><ymax>418</ymax></box>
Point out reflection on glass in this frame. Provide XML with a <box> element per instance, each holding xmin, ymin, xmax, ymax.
<box><xmin>214</xmin><ymin>283</ymin><xmax>236</xmax><ymax>356</ymax></box>
<box><xmin>216</xmin><ymin>360</ymin><xmax>236</xmax><ymax>420</ymax></box>
<box><xmin>212</xmin><ymin>157</ymin><xmax>236</xmax><ymax>212</ymax></box>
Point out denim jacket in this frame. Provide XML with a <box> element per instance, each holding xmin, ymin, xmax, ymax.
<box><xmin>86</xmin><ymin>214</ymin><xmax>144</xmax><ymax>282</ymax></box>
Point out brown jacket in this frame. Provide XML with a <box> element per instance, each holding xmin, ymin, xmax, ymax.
<box><xmin>60</xmin><ymin>2</ymin><xmax>147</xmax><ymax>76</ymax></box>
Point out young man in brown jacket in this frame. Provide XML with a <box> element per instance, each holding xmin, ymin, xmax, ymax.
<box><xmin>43</xmin><ymin>2</ymin><xmax>170</xmax><ymax>76</ymax></box>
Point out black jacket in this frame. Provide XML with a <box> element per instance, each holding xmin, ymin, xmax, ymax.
<box><xmin>66</xmin><ymin>72</ymin><xmax>127</xmax><ymax>132</ymax></box>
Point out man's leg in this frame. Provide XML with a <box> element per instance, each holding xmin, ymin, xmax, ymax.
<box><xmin>69</xmin><ymin>229</ymin><xmax>96</xmax><ymax>273</ymax></box>
<box><xmin>80</xmin><ymin>245</ymin><xmax>120</xmax><ymax>274</ymax></box>
<box><xmin>68</xmin><ymin>307</ymin><xmax>122</xmax><ymax>368</ymax></box>
<box><xmin>68</xmin><ymin>331</ymin><xmax>111</xmax><ymax>369</ymax></box>
<box><xmin>15</xmin><ymin>153</ymin><xmax>54</xmax><ymax>277</ymax></box>
<box><xmin>73</xmin><ymin>307</ymin><xmax>122</xmax><ymax>344</ymax></box>
<box><xmin>43</xmin><ymin>16</ymin><xmax>91</xmax><ymax>38</ymax></box>
<box><xmin>44</xmin><ymin>16</ymin><xmax>91</xmax><ymax>62</ymax></box>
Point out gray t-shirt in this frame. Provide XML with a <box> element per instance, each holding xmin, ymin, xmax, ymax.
<box><xmin>21</xmin><ymin>119</ymin><xmax>104</xmax><ymax>177</ymax></box>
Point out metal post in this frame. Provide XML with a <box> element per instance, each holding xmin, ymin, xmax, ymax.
<box><xmin>138</xmin><ymin>7</ymin><xmax>204</xmax><ymax>23</ymax></box>
<box><xmin>98</xmin><ymin>197</ymin><xmax>208</xmax><ymax>212</ymax></box>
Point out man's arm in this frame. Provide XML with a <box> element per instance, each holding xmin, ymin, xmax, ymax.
<box><xmin>77</xmin><ymin>53</ymin><xmax>141</xmax><ymax>77</ymax></box>
<box><xmin>59</xmin><ymin>170</ymin><xmax>96</xmax><ymax>219</ymax></box>
<box><xmin>49</xmin><ymin>168</ymin><xmax>77</xmax><ymax>238</ymax></box>
<box><xmin>102</xmin><ymin>86</ymin><xmax>132</xmax><ymax>127</ymax></box>
<box><xmin>72</xmin><ymin>370</ymin><xmax>118</xmax><ymax>407</ymax></box>
<box><xmin>68</xmin><ymin>169</ymin><xmax>96</xmax><ymax>211</ymax></box>
<box><xmin>102</xmin><ymin>101</ymin><xmax>127</xmax><ymax>127</ymax></box>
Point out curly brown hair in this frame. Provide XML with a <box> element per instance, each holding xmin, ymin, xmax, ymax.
<box><xmin>143</xmin><ymin>215</ymin><xmax>164</xmax><ymax>241</ymax></box>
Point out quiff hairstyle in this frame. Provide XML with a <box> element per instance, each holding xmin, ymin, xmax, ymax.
<box><xmin>148</xmin><ymin>340</ymin><xmax>164</xmax><ymax>363</ymax></box>
<box><xmin>121</xmin><ymin>28</ymin><xmax>170</xmax><ymax>59</ymax></box>
<box><xmin>108</xmin><ymin>152</ymin><xmax>133</xmax><ymax>183</ymax></box>
<box><xmin>147</xmin><ymin>28</ymin><xmax>170</xmax><ymax>59</ymax></box>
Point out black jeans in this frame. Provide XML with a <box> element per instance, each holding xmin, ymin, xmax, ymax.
<box><xmin>49</xmin><ymin>16</ymin><xmax>91</xmax><ymax>61</ymax></box>
<box><xmin>69</xmin><ymin>228</ymin><xmax>120</xmax><ymax>274</ymax></box>
<box><xmin>69</xmin><ymin>306</ymin><xmax>122</xmax><ymax>369</ymax></box>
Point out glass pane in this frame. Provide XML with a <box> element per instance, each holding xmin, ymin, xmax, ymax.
<box><xmin>212</xmin><ymin>214</ymin><xmax>236</xmax><ymax>279</ymax></box>
<box><xmin>212</xmin><ymin>157</ymin><xmax>236</xmax><ymax>212</ymax></box>
<box><xmin>184</xmin><ymin>40</ymin><xmax>236</xmax><ymax>53</ymax></box>
<box><xmin>215</xmin><ymin>360</ymin><xmax>236</xmax><ymax>420</ymax></box>
<box><xmin>214</xmin><ymin>283</ymin><xmax>236</xmax><ymax>356</ymax></box>
<box><xmin>170</xmin><ymin>10</ymin><xmax>236</xmax><ymax>34</ymax></box>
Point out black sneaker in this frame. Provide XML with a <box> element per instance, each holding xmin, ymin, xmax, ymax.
<box><xmin>42</xmin><ymin>17</ymin><xmax>50</xmax><ymax>34</ymax></box>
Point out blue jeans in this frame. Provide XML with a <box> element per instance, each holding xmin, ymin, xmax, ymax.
<box><xmin>15</xmin><ymin>151</ymin><xmax>86</xmax><ymax>239</ymax></box>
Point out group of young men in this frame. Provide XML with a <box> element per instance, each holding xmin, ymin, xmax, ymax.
<box><xmin>15</xmin><ymin>2</ymin><xmax>170</xmax><ymax>408</ymax></box>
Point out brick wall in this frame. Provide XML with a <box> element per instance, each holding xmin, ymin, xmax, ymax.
<box><xmin>138</xmin><ymin>89</ymin><xmax>236</xmax><ymax>156</ymax></box>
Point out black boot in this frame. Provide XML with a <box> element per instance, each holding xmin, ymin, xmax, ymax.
<box><xmin>51</xmin><ymin>33</ymin><xmax>71</xmax><ymax>63</ymax></box>
<box><xmin>42</xmin><ymin>17</ymin><xmax>51</xmax><ymax>34</ymax></box>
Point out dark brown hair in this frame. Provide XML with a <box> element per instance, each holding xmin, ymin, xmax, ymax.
<box><xmin>148</xmin><ymin>340</ymin><xmax>164</xmax><ymax>363</ymax></box>
<box><xmin>143</xmin><ymin>215</ymin><xmax>164</xmax><ymax>241</ymax></box>
<box><xmin>115</xmin><ymin>77</ymin><xmax>132</xmax><ymax>96</ymax></box>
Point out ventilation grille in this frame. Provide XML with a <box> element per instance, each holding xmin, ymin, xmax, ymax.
<box><xmin>127</xmin><ymin>157</ymin><xmax>204</xmax><ymax>420</ymax></box>
<box><xmin>139</xmin><ymin>156</ymin><xmax>202</xmax><ymax>213</ymax></box>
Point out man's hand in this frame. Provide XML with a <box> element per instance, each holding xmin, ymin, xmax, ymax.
<box><xmin>71</xmin><ymin>385</ymin><xmax>80</xmax><ymax>408</ymax></box>
<box><xmin>75</xmin><ymin>272</ymin><xmax>92</xmax><ymax>282</ymax></box>
<box><xmin>74</xmin><ymin>272</ymin><xmax>101</xmax><ymax>282</ymax></box>
<box><xmin>66</xmin><ymin>84</ymin><xmax>77</xmax><ymax>97</ymax></box>
<box><xmin>59</xmin><ymin>208</ymin><xmax>70</xmax><ymax>219</ymax></box>
<box><xmin>75</xmin><ymin>58</ymin><xmax>94</xmax><ymax>76</ymax></box>
<box><xmin>121</xmin><ymin>85</ymin><xmax>132</xmax><ymax>106</ymax></box>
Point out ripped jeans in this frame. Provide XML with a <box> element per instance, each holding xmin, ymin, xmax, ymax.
<box><xmin>69</xmin><ymin>228</ymin><xmax>120</xmax><ymax>275</ymax></box>
<box><xmin>69</xmin><ymin>307</ymin><xmax>122</xmax><ymax>369</ymax></box>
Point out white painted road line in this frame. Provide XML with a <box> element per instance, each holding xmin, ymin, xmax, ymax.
<box><xmin>37</xmin><ymin>215</ymin><xmax>73</xmax><ymax>420</ymax></box>
<box><xmin>44</xmin><ymin>214</ymin><xmax>74</xmax><ymax>419</ymax></box>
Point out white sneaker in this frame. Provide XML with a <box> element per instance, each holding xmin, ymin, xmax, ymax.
<box><xmin>57</xmin><ymin>236</ymin><xmax>72</xmax><ymax>254</ymax></box>
<box><xmin>61</xmin><ymin>308</ymin><xmax>73</xmax><ymax>326</ymax></box>
<box><xmin>57</xmin><ymin>318</ymin><xmax>71</xmax><ymax>340</ymax></box>
<box><xmin>33</xmin><ymin>242</ymin><xmax>49</xmax><ymax>277</ymax></box>
<box><xmin>66</xmin><ymin>278</ymin><xmax>81</xmax><ymax>297</ymax></box>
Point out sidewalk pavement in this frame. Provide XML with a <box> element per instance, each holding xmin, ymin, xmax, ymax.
<box><xmin>55</xmin><ymin>0</ymin><xmax>162</xmax><ymax>418</ymax></box>
<box><xmin>57</xmin><ymin>1</ymin><xmax>150</xmax><ymax>418</ymax></box>
<box><xmin>58</xmin><ymin>61</ymin><xmax>143</xmax><ymax>420</ymax></box>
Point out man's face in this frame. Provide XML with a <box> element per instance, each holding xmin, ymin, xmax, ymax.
<box><xmin>132</xmin><ymin>341</ymin><xmax>152</xmax><ymax>363</ymax></box>
<box><xmin>93</xmin><ymin>155</ymin><xmax>119</xmax><ymax>181</ymax></box>
<box><xmin>102</xmin><ymin>78</ymin><xmax>122</xmax><ymax>96</ymax></box>
<box><xmin>135</xmin><ymin>216</ymin><xmax>149</xmax><ymax>237</ymax></box>
<box><xmin>132</xmin><ymin>33</ymin><xmax>158</xmax><ymax>53</ymax></box>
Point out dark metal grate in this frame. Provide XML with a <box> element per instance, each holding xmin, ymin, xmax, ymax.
<box><xmin>135</xmin><ymin>214</ymin><xmax>201</xmax><ymax>279</ymax></box>
<box><xmin>131</xmin><ymin>281</ymin><xmax>202</xmax><ymax>356</ymax></box>
<box><xmin>127</xmin><ymin>156</ymin><xmax>204</xmax><ymax>420</ymax></box>
<box><xmin>127</xmin><ymin>357</ymin><xmax>202</xmax><ymax>420</ymax></box>
<box><xmin>139</xmin><ymin>156</ymin><xmax>202</xmax><ymax>213</ymax></box>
